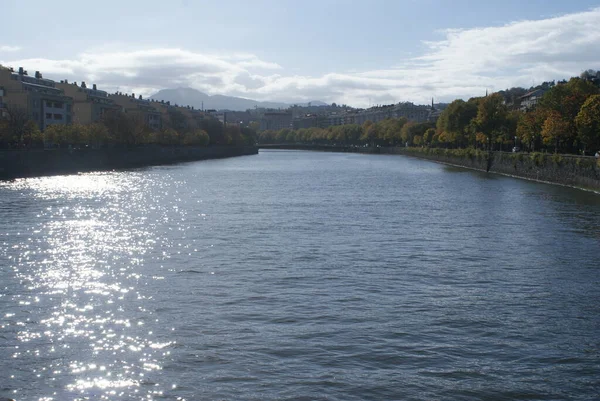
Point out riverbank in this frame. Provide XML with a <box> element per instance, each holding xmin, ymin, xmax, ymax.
<box><xmin>0</xmin><ymin>145</ymin><xmax>258</xmax><ymax>179</ymax></box>
<box><xmin>259</xmin><ymin>143</ymin><xmax>380</xmax><ymax>154</ymax></box>
<box><xmin>381</xmin><ymin>147</ymin><xmax>600</xmax><ymax>192</ymax></box>
<box><xmin>258</xmin><ymin>144</ymin><xmax>600</xmax><ymax>191</ymax></box>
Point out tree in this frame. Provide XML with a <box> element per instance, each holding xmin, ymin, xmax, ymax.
<box><xmin>225</xmin><ymin>125</ymin><xmax>248</xmax><ymax>146</ymax></box>
<box><xmin>183</xmin><ymin>129</ymin><xmax>210</xmax><ymax>146</ymax></box>
<box><xmin>540</xmin><ymin>77</ymin><xmax>598</xmax><ymax>152</ymax></box>
<box><xmin>68</xmin><ymin>123</ymin><xmax>90</xmax><ymax>146</ymax></box>
<box><xmin>475</xmin><ymin>132</ymin><xmax>487</xmax><ymax>149</ymax></box>
<box><xmin>381</xmin><ymin>117</ymin><xmax>407</xmax><ymax>145</ymax></box>
<box><xmin>422</xmin><ymin>128</ymin><xmax>435</xmax><ymax>146</ymax></box>
<box><xmin>575</xmin><ymin>94</ymin><xmax>600</xmax><ymax>153</ymax></box>
<box><xmin>3</xmin><ymin>105</ymin><xmax>29</xmax><ymax>146</ymax></box>
<box><xmin>199</xmin><ymin>118</ymin><xmax>225</xmax><ymax>145</ymax></box>
<box><xmin>43</xmin><ymin>124</ymin><xmax>71</xmax><ymax>147</ymax></box>
<box><xmin>102</xmin><ymin>110</ymin><xmax>133</xmax><ymax>146</ymax></box>
<box><xmin>166</xmin><ymin>108</ymin><xmax>188</xmax><ymax>133</ymax></box>
<box><xmin>517</xmin><ymin>108</ymin><xmax>545</xmax><ymax>151</ymax></box>
<box><xmin>541</xmin><ymin>111</ymin><xmax>570</xmax><ymax>153</ymax></box>
<box><xmin>436</xmin><ymin>99</ymin><xmax>478</xmax><ymax>148</ymax></box>
<box><xmin>475</xmin><ymin>93</ymin><xmax>509</xmax><ymax>151</ymax></box>
<box><xmin>361</xmin><ymin>121</ymin><xmax>378</xmax><ymax>145</ymax></box>
<box><xmin>88</xmin><ymin>123</ymin><xmax>110</xmax><ymax>148</ymax></box>
<box><xmin>400</xmin><ymin>121</ymin><xmax>415</xmax><ymax>145</ymax></box>
<box><xmin>22</xmin><ymin>121</ymin><xmax>43</xmax><ymax>148</ymax></box>
<box><xmin>240</xmin><ymin>127</ymin><xmax>258</xmax><ymax>146</ymax></box>
<box><xmin>158</xmin><ymin>128</ymin><xmax>179</xmax><ymax>145</ymax></box>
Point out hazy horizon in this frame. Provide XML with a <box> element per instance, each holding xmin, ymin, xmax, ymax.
<box><xmin>1</xmin><ymin>0</ymin><xmax>600</xmax><ymax>108</ymax></box>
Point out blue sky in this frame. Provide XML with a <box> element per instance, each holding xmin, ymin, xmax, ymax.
<box><xmin>1</xmin><ymin>0</ymin><xmax>600</xmax><ymax>106</ymax></box>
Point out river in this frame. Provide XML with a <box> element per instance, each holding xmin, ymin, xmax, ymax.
<box><xmin>1</xmin><ymin>149</ymin><xmax>599</xmax><ymax>401</ymax></box>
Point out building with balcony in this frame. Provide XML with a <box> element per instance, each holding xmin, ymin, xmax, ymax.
<box><xmin>0</xmin><ymin>67</ymin><xmax>73</xmax><ymax>130</ymax></box>
<box><xmin>56</xmin><ymin>81</ymin><xmax>121</xmax><ymax>125</ymax></box>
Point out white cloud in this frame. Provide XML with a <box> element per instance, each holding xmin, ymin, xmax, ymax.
<box><xmin>1</xmin><ymin>8</ymin><xmax>600</xmax><ymax>107</ymax></box>
<box><xmin>0</xmin><ymin>45</ymin><xmax>21</xmax><ymax>52</ymax></box>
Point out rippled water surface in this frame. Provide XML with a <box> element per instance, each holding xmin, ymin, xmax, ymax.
<box><xmin>1</xmin><ymin>150</ymin><xmax>599</xmax><ymax>401</ymax></box>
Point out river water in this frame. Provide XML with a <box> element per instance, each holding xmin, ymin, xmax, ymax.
<box><xmin>1</xmin><ymin>150</ymin><xmax>599</xmax><ymax>401</ymax></box>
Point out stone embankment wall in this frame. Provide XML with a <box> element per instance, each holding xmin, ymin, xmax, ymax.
<box><xmin>0</xmin><ymin>145</ymin><xmax>258</xmax><ymax>179</ymax></box>
<box><xmin>383</xmin><ymin>147</ymin><xmax>600</xmax><ymax>191</ymax></box>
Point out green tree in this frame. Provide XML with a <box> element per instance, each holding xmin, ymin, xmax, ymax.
<box><xmin>475</xmin><ymin>93</ymin><xmax>509</xmax><ymax>151</ymax></box>
<box><xmin>400</xmin><ymin>121</ymin><xmax>415</xmax><ymax>145</ymax></box>
<box><xmin>575</xmin><ymin>94</ymin><xmax>600</xmax><ymax>153</ymax></box>
<box><xmin>361</xmin><ymin>121</ymin><xmax>378</xmax><ymax>145</ymax></box>
<box><xmin>158</xmin><ymin>128</ymin><xmax>180</xmax><ymax>145</ymax></box>
<box><xmin>183</xmin><ymin>129</ymin><xmax>210</xmax><ymax>146</ymax></box>
<box><xmin>240</xmin><ymin>127</ymin><xmax>258</xmax><ymax>146</ymax></box>
<box><xmin>88</xmin><ymin>123</ymin><xmax>110</xmax><ymax>148</ymax></box>
<box><xmin>422</xmin><ymin>128</ymin><xmax>435</xmax><ymax>146</ymax></box>
<box><xmin>43</xmin><ymin>124</ymin><xmax>73</xmax><ymax>147</ymax></box>
<box><xmin>22</xmin><ymin>121</ymin><xmax>42</xmax><ymax>148</ymax></box>
<box><xmin>540</xmin><ymin>77</ymin><xmax>598</xmax><ymax>152</ymax></box>
<box><xmin>199</xmin><ymin>118</ymin><xmax>226</xmax><ymax>145</ymax></box>
<box><xmin>436</xmin><ymin>99</ymin><xmax>478</xmax><ymax>148</ymax></box>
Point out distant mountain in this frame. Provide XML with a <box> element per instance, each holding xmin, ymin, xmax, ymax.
<box><xmin>150</xmin><ymin>87</ymin><xmax>328</xmax><ymax>111</ymax></box>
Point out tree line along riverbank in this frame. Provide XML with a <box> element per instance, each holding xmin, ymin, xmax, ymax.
<box><xmin>258</xmin><ymin>76</ymin><xmax>600</xmax><ymax>156</ymax></box>
<box><xmin>0</xmin><ymin>105</ymin><xmax>260</xmax><ymax>178</ymax></box>
<box><xmin>0</xmin><ymin>105</ymin><xmax>258</xmax><ymax>150</ymax></box>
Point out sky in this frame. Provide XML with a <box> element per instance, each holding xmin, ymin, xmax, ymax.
<box><xmin>1</xmin><ymin>0</ymin><xmax>600</xmax><ymax>107</ymax></box>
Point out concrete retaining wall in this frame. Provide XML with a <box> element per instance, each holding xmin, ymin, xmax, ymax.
<box><xmin>0</xmin><ymin>145</ymin><xmax>258</xmax><ymax>179</ymax></box>
<box><xmin>382</xmin><ymin>147</ymin><xmax>600</xmax><ymax>191</ymax></box>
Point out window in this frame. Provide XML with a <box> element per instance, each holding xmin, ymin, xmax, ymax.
<box><xmin>0</xmin><ymin>88</ymin><xmax>4</xmax><ymax>96</ymax></box>
<box><xmin>46</xmin><ymin>113</ymin><xmax>52</xmax><ymax>119</ymax></box>
<box><xmin>46</xmin><ymin>101</ymin><xmax>52</xmax><ymax>107</ymax></box>
<box><xmin>66</xmin><ymin>104</ymin><xmax>71</xmax><ymax>112</ymax></box>
<box><xmin>54</xmin><ymin>102</ymin><xmax>62</xmax><ymax>108</ymax></box>
<box><xmin>53</xmin><ymin>114</ymin><xmax>63</xmax><ymax>120</ymax></box>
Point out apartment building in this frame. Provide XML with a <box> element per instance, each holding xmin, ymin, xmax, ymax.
<box><xmin>392</xmin><ymin>102</ymin><xmax>431</xmax><ymax>122</ymax></box>
<box><xmin>109</xmin><ymin>93</ymin><xmax>162</xmax><ymax>131</ymax></box>
<box><xmin>56</xmin><ymin>81</ymin><xmax>121</xmax><ymax>125</ymax></box>
<box><xmin>259</xmin><ymin>111</ymin><xmax>292</xmax><ymax>131</ymax></box>
<box><xmin>519</xmin><ymin>89</ymin><xmax>547</xmax><ymax>112</ymax></box>
<box><xmin>0</xmin><ymin>67</ymin><xmax>72</xmax><ymax>130</ymax></box>
<box><xmin>151</xmin><ymin>101</ymin><xmax>202</xmax><ymax>132</ymax></box>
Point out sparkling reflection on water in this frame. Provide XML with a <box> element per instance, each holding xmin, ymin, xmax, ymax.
<box><xmin>1</xmin><ymin>173</ymin><xmax>174</xmax><ymax>400</ymax></box>
<box><xmin>1</xmin><ymin>151</ymin><xmax>600</xmax><ymax>401</ymax></box>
